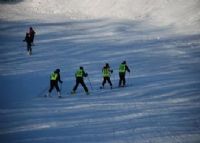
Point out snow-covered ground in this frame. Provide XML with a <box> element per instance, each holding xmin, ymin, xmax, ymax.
<box><xmin>1</xmin><ymin>0</ymin><xmax>200</xmax><ymax>32</ymax></box>
<box><xmin>0</xmin><ymin>0</ymin><xmax>200</xmax><ymax>143</ymax></box>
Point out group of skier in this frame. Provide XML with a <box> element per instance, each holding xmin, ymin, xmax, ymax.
<box><xmin>46</xmin><ymin>61</ymin><xmax>130</xmax><ymax>98</ymax></box>
<box><xmin>22</xmin><ymin>27</ymin><xmax>131</xmax><ymax>98</ymax></box>
<box><xmin>23</xmin><ymin>27</ymin><xmax>36</xmax><ymax>55</ymax></box>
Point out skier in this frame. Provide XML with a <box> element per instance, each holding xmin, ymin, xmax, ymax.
<box><xmin>101</xmin><ymin>63</ymin><xmax>113</xmax><ymax>89</ymax></box>
<box><xmin>118</xmin><ymin>61</ymin><xmax>130</xmax><ymax>87</ymax></box>
<box><xmin>29</xmin><ymin>27</ymin><xmax>36</xmax><ymax>45</ymax></box>
<box><xmin>71</xmin><ymin>66</ymin><xmax>89</xmax><ymax>95</ymax></box>
<box><xmin>46</xmin><ymin>69</ymin><xmax>63</xmax><ymax>98</ymax></box>
<box><xmin>23</xmin><ymin>32</ymin><xmax>32</xmax><ymax>55</ymax></box>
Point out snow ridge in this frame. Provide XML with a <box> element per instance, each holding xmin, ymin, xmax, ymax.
<box><xmin>1</xmin><ymin>0</ymin><xmax>200</xmax><ymax>30</ymax></box>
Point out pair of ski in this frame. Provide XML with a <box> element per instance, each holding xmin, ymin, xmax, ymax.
<box><xmin>41</xmin><ymin>85</ymin><xmax>129</xmax><ymax>98</ymax></box>
<box><xmin>42</xmin><ymin>92</ymin><xmax>89</xmax><ymax>98</ymax></box>
<box><xmin>43</xmin><ymin>94</ymin><xmax>63</xmax><ymax>98</ymax></box>
<box><xmin>99</xmin><ymin>85</ymin><xmax>128</xmax><ymax>90</ymax></box>
<box><xmin>100</xmin><ymin>86</ymin><xmax>113</xmax><ymax>90</ymax></box>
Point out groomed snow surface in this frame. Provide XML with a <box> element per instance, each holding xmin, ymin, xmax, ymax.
<box><xmin>0</xmin><ymin>0</ymin><xmax>200</xmax><ymax>143</ymax></box>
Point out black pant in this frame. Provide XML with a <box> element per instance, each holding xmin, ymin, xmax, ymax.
<box><xmin>30</xmin><ymin>36</ymin><xmax>34</xmax><ymax>44</ymax></box>
<box><xmin>102</xmin><ymin>77</ymin><xmax>112</xmax><ymax>87</ymax></box>
<box><xmin>73</xmin><ymin>77</ymin><xmax>88</xmax><ymax>92</ymax></box>
<box><xmin>119</xmin><ymin>73</ymin><xmax>126</xmax><ymax>86</ymax></box>
<box><xmin>27</xmin><ymin>43</ymin><xmax>32</xmax><ymax>53</ymax></box>
<box><xmin>49</xmin><ymin>80</ymin><xmax>60</xmax><ymax>92</ymax></box>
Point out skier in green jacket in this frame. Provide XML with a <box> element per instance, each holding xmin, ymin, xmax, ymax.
<box><xmin>71</xmin><ymin>67</ymin><xmax>89</xmax><ymax>95</ymax></box>
<box><xmin>46</xmin><ymin>69</ymin><xmax>63</xmax><ymax>98</ymax></box>
<box><xmin>119</xmin><ymin>61</ymin><xmax>130</xmax><ymax>87</ymax></box>
<box><xmin>101</xmin><ymin>63</ymin><xmax>113</xmax><ymax>89</ymax></box>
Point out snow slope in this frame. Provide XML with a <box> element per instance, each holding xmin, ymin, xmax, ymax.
<box><xmin>1</xmin><ymin>0</ymin><xmax>200</xmax><ymax>32</ymax></box>
<box><xmin>0</xmin><ymin>0</ymin><xmax>200</xmax><ymax>143</ymax></box>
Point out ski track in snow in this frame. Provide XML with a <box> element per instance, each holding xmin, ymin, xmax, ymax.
<box><xmin>0</xmin><ymin>1</ymin><xmax>200</xmax><ymax>143</ymax></box>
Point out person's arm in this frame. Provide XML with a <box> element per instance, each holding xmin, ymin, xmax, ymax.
<box><xmin>126</xmin><ymin>65</ymin><xmax>130</xmax><ymax>72</ymax></box>
<box><xmin>57</xmin><ymin>73</ymin><xmax>63</xmax><ymax>83</ymax></box>
<box><xmin>23</xmin><ymin>35</ymin><xmax>27</xmax><ymax>42</ymax></box>
<box><xmin>108</xmin><ymin>67</ymin><xmax>113</xmax><ymax>73</ymax></box>
<box><xmin>83</xmin><ymin>70</ymin><xmax>88</xmax><ymax>77</ymax></box>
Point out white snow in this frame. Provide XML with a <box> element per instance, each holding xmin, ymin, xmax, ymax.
<box><xmin>0</xmin><ymin>0</ymin><xmax>200</xmax><ymax>143</ymax></box>
<box><xmin>1</xmin><ymin>0</ymin><xmax>200</xmax><ymax>33</ymax></box>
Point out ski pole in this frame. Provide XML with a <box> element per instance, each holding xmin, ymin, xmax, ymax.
<box><xmin>112</xmin><ymin>71</ymin><xmax>116</xmax><ymax>88</ymax></box>
<box><xmin>38</xmin><ymin>85</ymin><xmax>49</xmax><ymax>97</ymax></box>
<box><xmin>113</xmin><ymin>72</ymin><xmax>116</xmax><ymax>83</ymax></box>
<box><xmin>87</xmin><ymin>76</ymin><xmax>93</xmax><ymax>90</ymax></box>
<box><xmin>60</xmin><ymin>82</ymin><xmax>63</xmax><ymax>91</ymax></box>
<box><xmin>128</xmin><ymin>72</ymin><xmax>131</xmax><ymax>86</ymax></box>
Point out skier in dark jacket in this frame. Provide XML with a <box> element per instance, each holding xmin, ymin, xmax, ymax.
<box><xmin>118</xmin><ymin>61</ymin><xmax>130</xmax><ymax>87</ymax></box>
<box><xmin>23</xmin><ymin>32</ymin><xmax>32</xmax><ymax>55</ymax></box>
<box><xmin>29</xmin><ymin>27</ymin><xmax>36</xmax><ymax>45</ymax></box>
<box><xmin>46</xmin><ymin>69</ymin><xmax>63</xmax><ymax>98</ymax></box>
<box><xmin>101</xmin><ymin>63</ymin><xmax>113</xmax><ymax>89</ymax></box>
<box><xmin>71</xmin><ymin>66</ymin><xmax>89</xmax><ymax>95</ymax></box>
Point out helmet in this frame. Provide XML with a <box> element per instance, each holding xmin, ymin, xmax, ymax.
<box><xmin>106</xmin><ymin>63</ymin><xmax>109</xmax><ymax>67</ymax></box>
<box><xmin>122</xmin><ymin>61</ymin><xmax>126</xmax><ymax>64</ymax></box>
<box><xmin>80</xmin><ymin>66</ymin><xmax>83</xmax><ymax>70</ymax></box>
<box><xmin>55</xmin><ymin>69</ymin><xmax>60</xmax><ymax>73</ymax></box>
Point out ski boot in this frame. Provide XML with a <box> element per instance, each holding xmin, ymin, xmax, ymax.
<box><xmin>71</xmin><ymin>90</ymin><xmax>76</xmax><ymax>95</ymax></box>
<box><xmin>44</xmin><ymin>92</ymin><xmax>51</xmax><ymax>98</ymax></box>
<box><xmin>58</xmin><ymin>92</ymin><xmax>62</xmax><ymax>98</ymax></box>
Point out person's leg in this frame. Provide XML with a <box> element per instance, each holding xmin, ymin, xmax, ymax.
<box><xmin>46</xmin><ymin>81</ymin><xmax>54</xmax><ymax>97</ymax></box>
<box><xmin>80</xmin><ymin>80</ymin><xmax>89</xmax><ymax>93</ymax></box>
<box><xmin>29</xmin><ymin>46</ymin><xmax>32</xmax><ymax>55</ymax></box>
<box><xmin>55</xmin><ymin>83</ymin><xmax>61</xmax><ymax>97</ymax></box>
<box><xmin>27</xmin><ymin>44</ymin><xmax>31</xmax><ymax>55</ymax></box>
<box><xmin>48</xmin><ymin>81</ymin><xmax>54</xmax><ymax>93</ymax></box>
<box><xmin>107</xmin><ymin>77</ymin><xmax>112</xmax><ymax>88</ymax></box>
<box><xmin>122</xmin><ymin>74</ymin><xmax>126</xmax><ymax>86</ymax></box>
<box><xmin>119</xmin><ymin>73</ymin><xmax>123</xmax><ymax>87</ymax></box>
<box><xmin>102</xmin><ymin>77</ymin><xmax>106</xmax><ymax>87</ymax></box>
<box><xmin>72</xmin><ymin>78</ymin><xmax>80</xmax><ymax>93</ymax></box>
<box><xmin>26</xmin><ymin>44</ymin><xmax>29</xmax><ymax>52</ymax></box>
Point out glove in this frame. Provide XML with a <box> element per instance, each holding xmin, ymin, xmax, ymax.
<box><xmin>60</xmin><ymin>81</ymin><xmax>63</xmax><ymax>84</ymax></box>
<box><xmin>111</xmin><ymin>70</ymin><xmax>113</xmax><ymax>73</ymax></box>
<box><xmin>85</xmin><ymin>73</ymin><xmax>88</xmax><ymax>77</ymax></box>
